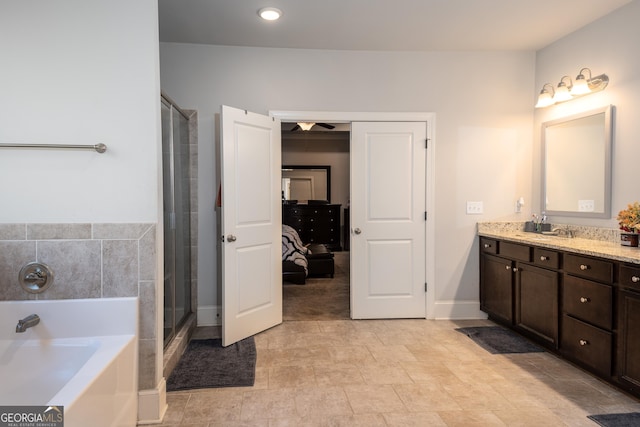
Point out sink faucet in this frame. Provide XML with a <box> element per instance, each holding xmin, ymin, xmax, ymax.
<box><xmin>16</xmin><ymin>314</ymin><xmax>40</xmax><ymax>333</ymax></box>
<box><xmin>552</xmin><ymin>226</ymin><xmax>574</xmax><ymax>238</ymax></box>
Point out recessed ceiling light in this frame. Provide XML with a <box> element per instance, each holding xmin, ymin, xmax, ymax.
<box><xmin>258</xmin><ymin>7</ymin><xmax>282</xmax><ymax>21</ymax></box>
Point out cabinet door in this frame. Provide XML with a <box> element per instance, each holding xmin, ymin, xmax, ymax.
<box><xmin>480</xmin><ymin>254</ymin><xmax>513</xmax><ymax>324</ymax></box>
<box><xmin>515</xmin><ymin>263</ymin><xmax>559</xmax><ymax>346</ymax></box>
<box><xmin>618</xmin><ymin>290</ymin><xmax>640</xmax><ymax>393</ymax></box>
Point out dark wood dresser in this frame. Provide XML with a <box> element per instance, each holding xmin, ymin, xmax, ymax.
<box><xmin>283</xmin><ymin>203</ymin><xmax>341</xmax><ymax>251</ymax></box>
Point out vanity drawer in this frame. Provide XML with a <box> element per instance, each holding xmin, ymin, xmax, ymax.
<box><xmin>620</xmin><ymin>264</ymin><xmax>640</xmax><ymax>292</ymax></box>
<box><xmin>480</xmin><ymin>237</ymin><xmax>498</xmax><ymax>255</ymax></box>
<box><xmin>534</xmin><ymin>247</ymin><xmax>560</xmax><ymax>269</ymax></box>
<box><xmin>499</xmin><ymin>241</ymin><xmax>531</xmax><ymax>262</ymax></box>
<box><xmin>564</xmin><ymin>254</ymin><xmax>614</xmax><ymax>283</ymax></box>
<box><xmin>563</xmin><ymin>275</ymin><xmax>612</xmax><ymax>330</ymax></box>
<box><xmin>561</xmin><ymin>314</ymin><xmax>612</xmax><ymax>377</ymax></box>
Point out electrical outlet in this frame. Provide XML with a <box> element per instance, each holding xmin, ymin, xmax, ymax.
<box><xmin>578</xmin><ymin>200</ymin><xmax>595</xmax><ymax>212</ymax></box>
<box><xmin>466</xmin><ymin>201</ymin><xmax>484</xmax><ymax>214</ymax></box>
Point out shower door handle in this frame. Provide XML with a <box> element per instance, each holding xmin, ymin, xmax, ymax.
<box><xmin>227</xmin><ymin>234</ymin><xmax>237</xmax><ymax>242</ymax></box>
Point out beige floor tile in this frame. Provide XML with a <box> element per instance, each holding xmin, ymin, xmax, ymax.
<box><xmin>437</xmin><ymin>410</ymin><xmax>507</xmax><ymax>426</ymax></box>
<box><xmin>180</xmin><ymin>390</ymin><xmax>244</xmax><ymax>424</ymax></box>
<box><xmin>394</xmin><ymin>383</ymin><xmax>463</xmax><ymax>412</ymax></box>
<box><xmin>268</xmin><ymin>413</ymin><xmax>387</xmax><ymax>427</ymax></box>
<box><xmin>268</xmin><ymin>365</ymin><xmax>317</xmax><ymax>389</ymax></box>
<box><xmin>358</xmin><ymin>362</ymin><xmax>414</xmax><ymax>385</ymax></box>
<box><xmin>325</xmin><ymin>345</ymin><xmax>375</xmax><ymax>364</ymax></box>
<box><xmin>240</xmin><ymin>388</ymin><xmax>298</xmax><ymax>421</ymax></box>
<box><xmin>343</xmin><ymin>384</ymin><xmax>407</xmax><ymax>414</ymax></box>
<box><xmin>383</xmin><ymin>411</ymin><xmax>448</xmax><ymax>427</ymax></box>
<box><xmin>493</xmin><ymin>407</ymin><xmax>567</xmax><ymax>426</ymax></box>
<box><xmin>366</xmin><ymin>344</ymin><xmax>418</xmax><ymax>362</ymax></box>
<box><xmin>313</xmin><ymin>363</ymin><xmax>365</xmax><ymax>386</ymax></box>
<box><xmin>293</xmin><ymin>386</ymin><xmax>353</xmax><ymax>418</ymax></box>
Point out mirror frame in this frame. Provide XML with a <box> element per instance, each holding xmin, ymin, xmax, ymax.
<box><xmin>282</xmin><ymin>165</ymin><xmax>331</xmax><ymax>203</ymax></box>
<box><xmin>541</xmin><ymin>105</ymin><xmax>613</xmax><ymax>218</ymax></box>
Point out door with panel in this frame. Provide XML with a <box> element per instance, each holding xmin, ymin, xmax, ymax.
<box><xmin>350</xmin><ymin>121</ymin><xmax>427</xmax><ymax>319</ymax></box>
<box><xmin>221</xmin><ymin>105</ymin><xmax>282</xmax><ymax>346</ymax></box>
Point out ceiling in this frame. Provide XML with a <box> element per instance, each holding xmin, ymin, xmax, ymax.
<box><xmin>158</xmin><ymin>0</ymin><xmax>631</xmax><ymax>51</ymax></box>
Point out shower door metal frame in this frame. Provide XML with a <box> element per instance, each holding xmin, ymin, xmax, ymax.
<box><xmin>162</xmin><ymin>93</ymin><xmax>193</xmax><ymax>348</ymax></box>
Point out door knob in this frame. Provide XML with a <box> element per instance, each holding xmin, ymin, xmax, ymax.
<box><xmin>227</xmin><ymin>234</ymin><xmax>237</xmax><ymax>242</ymax></box>
<box><xmin>354</xmin><ymin>228</ymin><xmax>362</xmax><ymax>235</ymax></box>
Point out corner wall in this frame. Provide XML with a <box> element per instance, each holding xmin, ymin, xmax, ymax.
<box><xmin>0</xmin><ymin>1</ymin><xmax>165</xmax><ymax>423</ymax></box>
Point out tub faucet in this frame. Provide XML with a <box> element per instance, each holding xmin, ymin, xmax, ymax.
<box><xmin>16</xmin><ymin>314</ymin><xmax>40</xmax><ymax>333</ymax></box>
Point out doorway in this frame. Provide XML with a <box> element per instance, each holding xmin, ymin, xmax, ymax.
<box><xmin>281</xmin><ymin>122</ymin><xmax>351</xmax><ymax>320</ymax></box>
<box><xmin>272</xmin><ymin>110</ymin><xmax>436</xmax><ymax>320</ymax></box>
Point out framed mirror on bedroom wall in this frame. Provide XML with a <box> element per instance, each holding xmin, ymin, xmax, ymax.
<box><xmin>542</xmin><ymin>105</ymin><xmax>614</xmax><ymax>218</ymax></box>
<box><xmin>282</xmin><ymin>165</ymin><xmax>331</xmax><ymax>203</ymax></box>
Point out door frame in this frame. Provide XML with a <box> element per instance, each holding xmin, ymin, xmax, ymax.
<box><xmin>270</xmin><ymin>110</ymin><xmax>436</xmax><ymax>319</ymax></box>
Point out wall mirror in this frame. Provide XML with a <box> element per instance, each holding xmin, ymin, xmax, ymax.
<box><xmin>282</xmin><ymin>165</ymin><xmax>331</xmax><ymax>203</ymax></box>
<box><xmin>542</xmin><ymin>105</ymin><xmax>613</xmax><ymax>218</ymax></box>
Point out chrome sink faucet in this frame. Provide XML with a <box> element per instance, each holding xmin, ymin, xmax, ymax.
<box><xmin>552</xmin><ymin>226</ymin><xmax>574</xmax><ymax>238</ymax></box>
<box><xmin>16</xmin><ymin>314</ymin><xmax>40</xmax><ymax>333</ymax></box>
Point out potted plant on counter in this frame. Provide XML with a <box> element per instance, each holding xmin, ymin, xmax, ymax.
<box><xmin>617</xmin><ymin>202</ymin><xmax>640</xmax><ymax>247</ymax></box>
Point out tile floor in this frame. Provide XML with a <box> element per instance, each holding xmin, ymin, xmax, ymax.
<box><xmin>152</xmin><ymin>318</ymin><xmax>640</xmax><ymax>426</ymax></box>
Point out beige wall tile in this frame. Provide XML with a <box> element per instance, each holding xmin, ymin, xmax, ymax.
<box><xmin>0</xmin><ymin>241</ymin><xmax>37</xmax><ymax>300</ymax></box>
<box><xmin>28</xmin><ymin>223</ymin><xmax>91</xmax><ymax>240</ymax></box>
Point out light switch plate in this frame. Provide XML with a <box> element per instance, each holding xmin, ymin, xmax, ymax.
<box><xmin>578</xmin><ymin>200</ymin><xmax>595</xmax><ymax>212</ymax></box>
<box><xmin>466</xmin><ymin>201</ymin><xmax>483</xmax><ymax>214</ymax></box>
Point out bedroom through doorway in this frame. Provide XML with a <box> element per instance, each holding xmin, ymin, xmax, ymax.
<box><xmin>281</xmin><ymin>122</ymin><xmax>351</xmax><ymax>321</ymax></box>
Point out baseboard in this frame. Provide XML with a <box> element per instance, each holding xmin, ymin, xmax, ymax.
<box><xmin>433</xmin><ymin>300</ymin><xmax>488</xmax><ymax>320</ymax></box>
<box><xmin>197</xmin><ymin>305</ymin><xmax>221</xmax><ymax>326</ymax></box>
<box><xmin>137</xmin><ymin>379</ymin><xmax>168</xmax><ymax>425</ymax></box>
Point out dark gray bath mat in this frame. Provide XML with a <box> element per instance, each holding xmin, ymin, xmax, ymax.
<box><xmin>587</xmin><ymin>412</ymin><xmax>640</xmax><ymax>426</ymax></box>
<box><xmin>455</xmin><ymin>326</ymin><xmax>545</xmax><ymax>354</ymax></box>
<box><xmin>167</xmin><ymin>337</ymin><xmax>256</xmax><ymax>391</ymax></box>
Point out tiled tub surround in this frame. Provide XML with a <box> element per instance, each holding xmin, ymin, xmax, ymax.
<box><xmin>0</xmin><ymin>222</ymin><xmax>158</xmax><ymax>391</ymax></box>
<box><xmin>477</xmin><ymin>222</ymin><xmax>640</xmax><ymax>264</ymax></box>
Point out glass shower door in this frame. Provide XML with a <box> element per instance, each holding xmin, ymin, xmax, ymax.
<box><xmin>162</xmin><ymin>96</ymin><xmax>192</xmax><ymax>345</ymax></box>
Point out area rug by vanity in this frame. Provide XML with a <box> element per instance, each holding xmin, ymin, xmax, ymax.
<box><xmin>167</xmin><ymin>337</ymin><xmax>256</xmax><ymax>391</ymax></box>
<box><xmin>587</xmin><ymin>412</ymin><xmax>640</xmax><ymax>426</ymax></box>
<box><xmin>455</xmin><ymin>326</ymin><xmax>545</xmax><ymax>354</ymax></box>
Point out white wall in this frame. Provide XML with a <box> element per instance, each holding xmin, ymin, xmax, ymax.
<box><xmin>0</xmin><ymin>0</ymin><xmax>161</xmax><ymax>223</ymax></box>
<box><xmin>534</xmin><ymin>1</ymin><xmax>640</xmax><ymax>227</ymax></box>
<box><xmin>159</xmin><ymin>45</ymin><xmax>536</xmax><ymax>319</ymax></box>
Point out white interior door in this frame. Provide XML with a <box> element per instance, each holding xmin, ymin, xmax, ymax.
<box><xmin>221</xmin><ymin>105</ymin><xmax>282</xmax><ymax>346</ymax></box>
<box><xmin>350</xmin><ymin>122</ymin><xmax>427</xmax><ymax>319</ymax></box>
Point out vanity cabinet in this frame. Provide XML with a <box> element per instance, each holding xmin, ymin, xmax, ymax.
<box><xmin>560</xmin><ymin>254</ymin><xmax>614</xmax><ymax>377</ymax></box>
<box><xmin>617</xmin><ymin>264</ymin><xmax>640</xmax><ymax>395</ymax></box>
<box><xmin>515</xmin><ymin>263</ymin><xmax>559</xmax><ymax>346</ymax></box>
<box><xmin>479</xmin><ymin>238</ymin><xmax>559</xmax><ymax>346</ymax></box>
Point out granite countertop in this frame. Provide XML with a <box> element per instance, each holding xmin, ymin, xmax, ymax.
<box><xmin>478</xmin><ymin>222</ymin><xmax>640</xmax><ymax>265</ymax></box>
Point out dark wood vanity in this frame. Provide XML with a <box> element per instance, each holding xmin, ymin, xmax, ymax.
<box><xmin>479</xmin><ymin>232</ymin><xmax>640</xmax><ymax>398</ymax></box>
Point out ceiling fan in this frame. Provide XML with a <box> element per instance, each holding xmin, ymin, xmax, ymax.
<box><xmin>289</xmin><ymin>122</ymin><xmax>335</xmax><ymax>131</ymax></box>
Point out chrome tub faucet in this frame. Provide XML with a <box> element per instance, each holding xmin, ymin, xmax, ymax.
<box><xmin>16</xmin><ymin>314</ymin><xmax>40</xmax><ymax>333</ymax></box>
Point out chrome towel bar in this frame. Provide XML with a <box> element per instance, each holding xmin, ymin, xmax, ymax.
<box><xmin>0</xmin><ymin>143</ymin><xmax>107</xmax><ymax>153</ymax></box>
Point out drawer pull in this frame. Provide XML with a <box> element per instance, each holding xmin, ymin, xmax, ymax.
<box><xmin>579</xmin><ymin>339</ymin><xmax>589</xmax><ymax>346</ymax></box>
<box><xmin>632</xmin><ymin>276</ymin><xmax>640</xmax><ymax>283</ymax></box>
<box><xmin>513</xmin><ymin>267</ymin><xmax>519</xmax><ymax>272</ymax></box>
<box><xmin>580</xmin><ymin>264</ymin><xmax>590</xmax><ymax>271</ymax></box>
<box><xmin>580</xmin><ymin>297</ymin><xmax>590</xmax><ymax>303</ymax></box>
<box><xmin>505</xmin><ymin>265</ymin><xmax>511</xmax><ymax>270</ymax></box>
<box><xmin>484</xmin><ymin>243</ymin><xmax>491</xmax><ymax>249</ymax></box>
<box><xmin>540</xmin><ymin>255</ymin><xmax>549</xmax><ymax>261</ymax></box>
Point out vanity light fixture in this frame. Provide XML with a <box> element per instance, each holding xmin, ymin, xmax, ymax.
<box><xmin>535</xmin><ymin>67</ymin><xmax>609</xmax><ymax>108</ymax></box>
<box><xmin>553</xmin><ymin>76</ymin><xmax>573</xmax><ymax>103</ymax></box>
<box><xmin>258</xmin><ymin>7</ymin><xmax>282</xmax><ymax>21</ymax></box>
<box><xmin>534</xmin><ymin>83</ymin><xmax>555</xmax><ymax>108</ymax></box>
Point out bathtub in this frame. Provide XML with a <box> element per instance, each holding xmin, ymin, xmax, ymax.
<box><xmin>0</xmin><ymin>297</ymin><xmax>138</xmax><ymax>427</ymax></box>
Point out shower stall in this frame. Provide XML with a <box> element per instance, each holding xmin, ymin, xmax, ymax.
<box><xmin>161</xmin><ymin>94</ymin><xmax>194</xmax><ymax>346</ymax></box>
